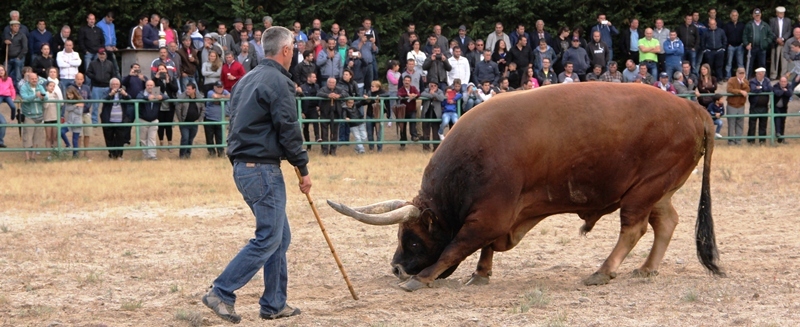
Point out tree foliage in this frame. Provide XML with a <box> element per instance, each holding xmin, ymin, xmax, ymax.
<box><xmin>2</xmin><ymin>0</ymin><xmax>796</xmax><ymax>70</ymax></box>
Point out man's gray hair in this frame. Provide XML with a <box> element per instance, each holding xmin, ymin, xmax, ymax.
<box><xmin>673</xmin><ymin>71</ymin><xmax>683</xmax><ymax>80</ymax></box>
<box><xmin>61</xmin><ymin>25</ymin><xmax>70</xmax><ymax>32</ymax></box>
<box><xmin>263</xmin><ymin>16</ymin><xmax>273</xmax><ymax>24</ymax></box>
<box><xmin>262</xmin><ymin>26</ymin><xmax>293</xmax><ymax>57</ymax></box>
<box><xmin>110</xmin><ymin>77</ymin><xmax>120</xmax><ymax>85</ymax></box>
<box><xmin>10</xmin><ymin>10</ymin><xmax>19</xmax><ymax>18</ymax></box>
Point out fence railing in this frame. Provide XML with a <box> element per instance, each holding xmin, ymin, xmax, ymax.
<box><xmin>0</xmin><ymin>92</ymin><xmax>794</xmax><ymax>153</ymax></box>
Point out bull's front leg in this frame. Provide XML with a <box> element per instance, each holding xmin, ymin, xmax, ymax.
<box><xmin>399</xmin><ymin>239</ymin><xmax>486</xmax><ymax>292</ymax></box>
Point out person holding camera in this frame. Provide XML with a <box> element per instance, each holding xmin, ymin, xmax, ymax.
<box><xmin>100</xmin><ymin>78</ymin><xmax>131</xmax><ymax>160</ymax></box>
<box><xmin>352</xmin><ymin>27</ymin><xmax>378</xmax><ymax>88</ymax></box>
<box><xmin>422</xmin><ymin>45</ymin><xmax>452</xmax><ymax>91</ymax></box>
<box><xmin>153</xmin><ymin>63</ymin><xmax>179</xmax><ymax>151</ymax></box>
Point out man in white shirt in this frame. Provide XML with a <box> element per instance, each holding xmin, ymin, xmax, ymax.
<box><xmin>447</xmin><ymin>47</ymin><xmax>470</xmax><ymax>91</ymax></box>
<box><xmin>769</xmin><ymin>6</ymin><xmax>793</xmax><ymax>79</ymax></box>
<box><xmin>57</xmin><ymin>39</ymin><xmax>82</xmax><ymax>92</ymax></box>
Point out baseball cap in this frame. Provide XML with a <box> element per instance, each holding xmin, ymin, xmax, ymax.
<box><xmin>659</xmin><ymin>72</ymin><xmax>669</xmax><ymax>78</ymax></box>
<box><xmin>97</xmin><ymin>48</ymin><xmax>106</xmax><ymax>54</ymax></box>
<box><xmin>459</xmin><ymin>25</ymin><xmax>466</xmax><ymax>31</ymax></box>
<box><xmin>9</xmin><ymin>20</ymin><xmax>19</xmax><ymax>25</ymax></box>
<box><xmin>755</xmin><ymin>67</ymin><xmax>766</xmax><ymax>73</ymax></box>
<box><xmin>753</xmin><ymin>8</ymin><xmax>761</xmax><ymax>15</ymax></box>
<box><xmin>776</xmin><ymin>7</ymin><xmax>786</xmax><ymax>13</ymax></box>
<box><xmin>572</xmin><ymin>36</ymin><xmax>580</xmax><ymax>41</ymax></box>
<box><xmin>214</xmin><ymin>81</ymin><xmax>224</xmax><ymax>87</ymax></box>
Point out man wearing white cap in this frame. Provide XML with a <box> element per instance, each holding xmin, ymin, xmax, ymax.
<box><xmin>769</xmin><ymin>6</ymin><xmax>793</xmax><ymax>79</ymax></box>
<box><xmin>747</xmin><ymin>67</ymin><xmax>772</xmax><ymax>145</ymax></box>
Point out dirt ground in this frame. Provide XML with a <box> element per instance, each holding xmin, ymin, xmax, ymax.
<box><xmin>2</xmin><ymin>86</ymin><xmax>800</xmax><ymax>326</ymax></box>
<box><xmin>2</xmin><ymin>142</ymin><xmax>800</xmax><ymax>327</ymax></box>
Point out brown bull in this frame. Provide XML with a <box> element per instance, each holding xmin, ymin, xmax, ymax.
<box><xmin>328</xmin><ymin>83</ymin><xmax>724</xmax><ymax>291</ymax></box>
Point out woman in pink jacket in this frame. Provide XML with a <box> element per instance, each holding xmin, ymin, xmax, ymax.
<box><xmin>0</xmin><ymin>66</ymin><xmax>17</xmax><ymax>147</ymax></box>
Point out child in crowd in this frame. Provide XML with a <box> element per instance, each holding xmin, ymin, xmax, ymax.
<box><xmin>63</xmin><ymin>86</ymin><xmax>84</xmax><ymax>158</ymax></box>
<box><xmin>439</xmin><ymin>85</ymin><xmax>462</xmax><ymax>140</ymax></box>
<box><xmin>706</xmin><ymin>94</ymin><xmax>725</xmax><ymax>138</ymax></box>
<box><xmin>43</xmin><ymin>81</ymin><xmax>61</xmax><ymax>152</ymax></box>
<box><xmin>342</xmin><ymin>99</ymin><xmax>366</xmax><ymax>154</ymax></box>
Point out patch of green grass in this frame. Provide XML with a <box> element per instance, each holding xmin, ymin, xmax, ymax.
<box><xmin>170</xmin><ymin>284</ymin><xmax>180</xmax><ymax>293</ymax></box>
<box><xmin>514</xmin><ymin>286</ymin><xmax>550</xmax><ymax>313</ymax></box>
<box><xmin>80</xmin><ymin>271</ymin><xmax>104</xmax><ymax>285</ymax></box>
<box><xmin>539</xmin><ymin>227</ymin><xmax>549</xmax><ymax>235</ymax></box>
<box><xmin>175</xmin><ymin>309</ymin><xmax>202</xmax><ymax>327</ymax></box>
<box><xmin>123</xmin><ymin>250</ymin><xmax>134</xmax><ymax>257</ymax></box>
<box><xmin>18</xmin><ymin>305</ymin><xmax>55</xmax><ymax>318</ymax></box>
<box><xmin>542</xmin><ymin>311</ymin><xmax>568</xmax><ymax>327</ymax></box>
<box><xmin>556</xmin><ymin>236</ymin><xmax>570</xmax><ymax>245</ymax></box>
<box><xmin>682</xmin><ymin>289</ymin><xmax>698</xmax><ymax>302</ymax></box>
<box><xmin>1</xmin><ymin>224</ymin><xmax>9</xmax><ymax>233</ymax></box>
<box><xmin>121</xmin><ymin>300</ymin><xmax>143</xmax><ymax>311</ymax></box>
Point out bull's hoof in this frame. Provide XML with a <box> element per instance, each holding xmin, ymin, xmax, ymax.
<box><xmin>582</xmin><ymin>272</ymin><xmax>617</xmax><ymax>286</ymax></box>
<box><xmin>464</xmin><ymin>273</ymin><xmax>490</xmax><ymax>286</ymax></box>
<box><xmin>631</xmin><ymin>269</ymin><xmax>658</xmax><ymax>278</ymax></box>
<box><xmin>398</xmin><ymin>276</ymin><xmax>430</xmax><ymax>292</ymax></box>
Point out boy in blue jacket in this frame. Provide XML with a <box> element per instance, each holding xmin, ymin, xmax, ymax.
<box><xmin>706</xmin><ymin>94</ymin><xmax>724</xmax><ymax>138</ymax></box>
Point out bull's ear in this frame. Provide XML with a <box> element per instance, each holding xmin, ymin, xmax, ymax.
<box><xmin>426</xmin><ymin>215</ymin><xmax>435</xmax><ymax>232</ymax></box>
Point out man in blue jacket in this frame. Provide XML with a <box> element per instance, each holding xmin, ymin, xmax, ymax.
<box><xmin>203</xmin><ymin>26</ymin><xmax>310</xmax><ymax>323</ymax></box>
<box><xmin>663</xmin><ymin>31</ymin><xmax>684</xmax><ymax>81</ymax></box>
<box><xmin>590</xmin><ymin>14</ymin><xmax>619</xmax><ymax>61</ymax></box>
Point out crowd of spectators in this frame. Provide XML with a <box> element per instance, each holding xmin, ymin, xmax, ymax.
<box><xmin>0</xmin><ymin>6</ymin><xmax>798</xmax><ymax>159</ymax></box>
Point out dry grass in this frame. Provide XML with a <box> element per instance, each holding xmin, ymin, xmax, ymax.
<box><xmin>1</xmin><ymin>140</ymin><xmax>800</xmax><ymax>326</ymax></box>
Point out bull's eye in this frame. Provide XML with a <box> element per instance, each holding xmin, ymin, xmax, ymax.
<box><xmin>410</xmin><ymin>242</ymin><xmax>419</xmax><ymax>249</ymax></box>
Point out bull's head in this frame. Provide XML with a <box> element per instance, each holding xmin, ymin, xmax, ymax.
<box><xmin>327</xmin><ymin>200</ymin><xmax>458</xmax><ymax>281</ymax></box>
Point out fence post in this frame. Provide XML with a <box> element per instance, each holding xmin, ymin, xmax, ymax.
<box><xmin>134</xmin><ymin>101</ymin><xmax>140</xmax><ymax>149</ymax></box>
<box><xmin>769</xmin><ymin>92</ymin><xmax>775</xmax><ymax>145</ymax></box>
<box><xmin>220</xmin><ymin>100</ymin><xmax>226</xmax><ymax>154</ymax></box>
<box><xmin>380</xmin><ymin>97</ymin><xmax>385</xmax><ymax>148</ymax></box>
<box><xmin>56</xmin><ymin>98</ymin><xmax>63</xmax><ymax>154</ymax></box>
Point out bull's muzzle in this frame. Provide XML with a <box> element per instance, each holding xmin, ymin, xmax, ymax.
<box><xmin>392</xmin><ymin>264</ymin><xmax>411</xmax><ymax>281</ymax></box>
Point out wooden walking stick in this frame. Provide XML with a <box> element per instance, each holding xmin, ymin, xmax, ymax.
<box><xmin>294</xmin><ymin>167</ymin><xmax>359</xmax><ymax>300</ymax></box>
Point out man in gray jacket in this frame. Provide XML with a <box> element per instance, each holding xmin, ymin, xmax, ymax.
<box><xmin>316</xmin><ymin>38</ymin><xmax>342</xmax><ymax>82</ymax></box>
<box><xmin>420</xmin><ymin>81</ymin><xmax>445</xmax><ymax>152</ymax></box>
<box><xmin>562</xmin><ymin>37</ymin><xmax>591</xmax><ymax>81</ymax></box>
<box><xmin>2</xmin><ymin>20</ymin><xmax>27</xmax><ymax>88</ymax></box>
<box><xmin>206</xmin><ymin>26</ymin><xmax>310</xmax><ymax>323</ymax></box>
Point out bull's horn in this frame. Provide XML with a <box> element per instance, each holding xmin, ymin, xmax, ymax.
<box><xmin>327</xmin><ymin>200</ymin><xmax>420</xmax><ymax>225</ymax></box>
<box><xmin>349</xmin><ymin>200</ymin><xmax>409</xmax><ymax>214</ymax></box>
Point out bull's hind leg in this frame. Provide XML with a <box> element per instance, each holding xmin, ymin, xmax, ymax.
<box><xmin>633</xmin><ymin>196</ymin><xmax>679</xmax><ymax>278</ymax></box>
<box><xmin>583</xmin><ymin>205</ymin><xmax>652</xmax><ymax>286</ymax></box>
<box><xmin>465</xmin><ymin>246</ymin><xmax>493</xmax><ymax>285</ymax></box>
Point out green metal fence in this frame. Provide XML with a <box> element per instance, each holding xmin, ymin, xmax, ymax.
<box><xmin>0</xmin><ymin>92</ymin><xmax>794</xmax><ymax>153</ymax></box>
<box><xmin>678</xmin><ymin>92</ymin><xmax>787</xmax><ymax>145</ymax></box>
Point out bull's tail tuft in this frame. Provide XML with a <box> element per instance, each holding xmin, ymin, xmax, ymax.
<box><xmin>696</xmin><ymin>119</ymin><xmax>725</xmax><ymax>277</ymax></box>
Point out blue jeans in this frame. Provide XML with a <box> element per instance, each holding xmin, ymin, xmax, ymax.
<box><xmin>644</xmin><ymin>61</ymin><xmax>658</xmax><ymax>79</ymax></box>
<box><xmin>683</xmin><ymin>49</ymin><xmax>698</xmax><ymax>75</ymax></box>
<box><xmin>60</xmin><ymin>79</ymin><xmax>74</xmax><ymax>95</ymax></box>
<box><xmin>0</xmin><ymin>111</ymin><xmax>6</xmax><ymax>145</ymax></box>
<box><xmin>212</xmin><ymin>162</ymin><xmax>291</xmax><ymax>315</ymax></box>
<box><xmin>8</xmin><ymin>58</ymin><xmax>24</xmax><ymax>90</ymax></box>
<box><xmin>439</xmin><ymin>112</ymin><xmax>458</xmax><ymax>135</ymax></box>
<box><xmin>350</xmin><ymin>123</ymin><xmax>367</xmax><ymax>153</ymax></box>
<box><xmin>712</xmin><ymin>118</ymin><xmax>723</xmax><ymax>134</ymax></box>
<box><xmin>179</xmin><ymin>125</ymin><xmax>198</xmax><ymax>158</ymax></box>
<box><xmin>91</xmin><ymin>87</ymin><xmax>109</xmax><ymax>124</ymax></box>
<box><xmin>338</xmin><ymin>123</ymin><xmax>350</xmax><ymax>142</ymax></box>
<box><xmin>463</xmin><ymin>97</ymin><xmax>483</xmax><ymax>112</ymax></box>
<box><xmin>181</xmin><ymin>76</ymin><xmax>197</xmax><ymax>93</ymax></box>
<box><xmin>665</xmin><ymin>63</ymin><xmax>682</xmax><ymax>82</ymax></box>
<box><xmin>84</xmin><ymin>53</ymin><xmax>98</xmax><ymax>73</ymax></box>
<box><xmin>71</xmin><ymin>131</ymin><xmax>81</xmax><ymax>156</ymax></box>
<box><xmin>725</xmin><ymin>45</ymin><xmax>744</xmax><ymax>79</ymax></box>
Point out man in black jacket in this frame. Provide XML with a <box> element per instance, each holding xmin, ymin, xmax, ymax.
<box><xmin>297</xmin><ymin>72</ymin><xmax>320</xmax><ymax>150</ymax></box>
<box><xmin>86</xmin><ymin>49</ymin><xmax>119</xmax><ymax>125</ymax></box>
<box><xmin>422</xmin><ymin>45</ymin><xmax>452</xmax><ymax>90</ymax></box>
<box><xmin>586</xmin><ymin>30</ymin><xmax>610</xmax><ymax>73</ymax></box>
<box><xmin>723</xmin><ymin>10</ymin><xmax>746</xmax><ymax>79</ymax></box>
<box><xmin>77</xmin><ymin>13</ymin><xmax>105</xmax><ymax>78</ymax></box>
<box><xmin>620</xmin><ymin>19</ymin><xmax>643</xmax><ymax>65</ymax></box>
<box><xmin>702</xmin><ymin>19</ymin><xmax>727</xmax><ymax>80</ymax></box>
<box><xmin>316</xmin><ymin>77</ymin><xmax>347</xmax><ymax>155</ymax></box>
<box><xmin>676</xmin><ymin>14</ymin><xmax>700</xmax><ymax>75</ymax></box>
<box><xmin>205</xmin><ymin>26</ymin><xmax>309</xmax><ymax>324</ymax></box>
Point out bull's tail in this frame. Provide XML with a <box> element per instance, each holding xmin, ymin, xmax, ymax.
<box><xmin>696</xmin><ymin>119</ymin><xmax>725</xmax><ymax>276</ymax></box>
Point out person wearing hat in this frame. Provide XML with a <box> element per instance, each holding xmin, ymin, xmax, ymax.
<box><xmin>747</xmin><ymin>67</ymin><xmax>772</xmax><ymax>144</ymax></box>
<box><xmin>653</xmin><ymin>72</ymin><xmax>676</xmax><ymax>94</ymax></box>
<box><xmin>561</xmin><ymin>36</ymin><xmax>590</xmax><ymax>81</ymax></box>
<box><xmin>231</xmin><ymin>18</ymin><xmax>244</xmax><ymax>45</ymax></box>
<box><xmin>455</xmin><ymin>25</ymin><xmax>472</xmax><ymax>54</ymax></box>
<box><xmin>244</xmin><ymin>18</ymin><xmax>254</xmax><ymax>41</ymax></box>
<box><xmin>769</xmin><ymin>6</ymin><xmax>793</xmax><ymax>79</ymax></box>
<box><xmin>2</xmin><ymin>19</ymin><xmax>27</xmax><ymax>88</ymax></box>
<box><xmin>743</xmin><ymin>8</ymin><xmax>775</xmax><ymax>77</ymax></box>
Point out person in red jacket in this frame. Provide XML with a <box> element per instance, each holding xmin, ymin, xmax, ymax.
<box><xmin>221</xmin><ymin>52</ymin><xmax>245</xmax><ymax>91</ymax></box>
